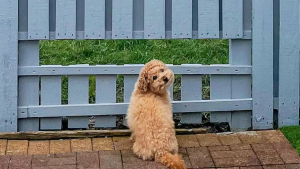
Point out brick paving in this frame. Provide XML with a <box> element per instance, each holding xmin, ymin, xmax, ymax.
<box><xmin>0</xmin><ymin>130</ymin><xmax>299</xmax><ymax>169</ymax></box>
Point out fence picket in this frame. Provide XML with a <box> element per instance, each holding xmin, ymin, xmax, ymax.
<box><xmin>222</xmin><ymin>0</ymin><xmax>243</xmax><ymax>39</ymax></box>
<box><xmin>56</xmin><ymin>0</ymin><xmax>76</xmax><ymax>39</ymax></box>
<box><xmin>172</xmin><ymin>0</ymin><xmax>192</xmax><ymax>39</ymax></box>
<box><xmin>112</xmin><ymin>0</ymin><xmax>133</xmax><ymax>39</ymax></box>
<box><xmin>84</xmin><ymin>0</ymin><xmax>105</xmax><ymax>39</ymax></box>
<box><xmin>144</xmin><ymin>0</ymin><xmax>165</xmax><ymax>39</ymax></box>
<box><xmin>198</xmin><ymin>0</ymin><xmax>219</xmax><ymax>39</ymax></box>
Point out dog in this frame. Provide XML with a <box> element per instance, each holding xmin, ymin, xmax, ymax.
<box><xmin>126</xmin><ymin>59</ymin><xmax>186</xmax><ymax>169</ymax></box>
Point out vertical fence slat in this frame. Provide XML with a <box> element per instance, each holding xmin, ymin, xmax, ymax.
<box><xmin>56</xmin><ymin>0</ymin><xmax>76</xmax><ymax>39</ymax></box>
<box><xmin>181</xmin><ymin>73</ymin><xmax>202</xmax><ymax>124</ymax></box>
<box><xmin>84</xmin><ymin>0</ymin><xmax>105</xmax><ymax>39</ymax></box>
<box><xmin>68</xmin><ymin>68</ymin><xmax>90</xmax><ymax>129</ymax></box>
<box><xmin>222</xmin><ymin>0</ymin><xmax>243</xmax><ymax>39</ymax></box>
<box><xmin>230</xmin><ymin>40</ymin><xmax>252</xmax><ymax>131</ymax></box>
<box><xmin>40</xmin><ymin>74</ymin><xmax>62</xmax><ymax>130</ymax></box>
<box><xmin>112</xmin><ymin>0</ymin><xmax>133</xmax><ymax>39</ymax></box>
<box><xmin>95</xmin><ymin>74</ymin><xmax>117</xmax><ymax>128</ymax></box>
<box><xmin>278</xmin><ymin>0</ymin><xmax>299</xmax><ymax>127</ymax></box>
<box><xmin>18</xmin><ymin>41</ymin><xmax>40</xmax><ymax>132</ymax></box>
<box><xmin>144</xmin><ymin>0</ymin><xmax>165</xmax><ymax>39</ymax></box>
<box><xmin>198</xmin><ymin>0</ymin><xmax>219</xmax><ymax>39</ymax></box>
<box><xmin>172</xmin><ymin>0</ymin><xmax>192</xmax><ymax>39</ymax></box>
<box><xmin>210</xmin><ymin>74</ymin><xmax>232</xmax><ymax>125</ymax></box>
<box><xmin>252</xmin><ymin>0</ymin><xmax>274</xmax><ymax>129</ymax></box>
<box><xmin>28</xmin><ymin>0</ymin><xmax>49</xmax><ymax>40</ymax></box>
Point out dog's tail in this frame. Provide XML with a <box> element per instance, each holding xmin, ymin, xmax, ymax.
<box><xmin>155</xmin><ymin>150</ymin><xmax>187</xmax><ymax>169</ymax></box>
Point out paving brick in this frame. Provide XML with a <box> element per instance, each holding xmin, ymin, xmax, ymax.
<box><xmin>230</xmin><ymin>144</ymin><xmax>252</xmax><ymax>150</ymax></box>
<box><xmin>257</xmin><ymin>130</ymin><xmax>281</xmax><ymax>137</ymax></box>
<box><xmin>240</xmin><ymin>167</ymin><xmax>263</xmax><ymax>169</ymax></box>
<box><xmin>47</xmin><ymin>156</ymin><xmax>76</xmax><ymax>166</ymax></box>
<box><xmin>71</xmin><ymin>138</ymin><xmax>92</xmax><ymax>152</ymax></box>
<box><xmin>196</xmin><ymin>133</ymin><xmax>221</xmax><ymax>146</ymax></box>
<box><xmin>286</xmin><ymin>164</ymin><xmax>300</xmax><ymax>169</ymax></box>
<box><xmin>218</xmin><ymin>133</ymin><xmax>242</xmax><ymax>145</ymax></box>
<box><xmin>55</xmin><ymin>153</ymin><xmax>76</xmax><ymax>158</ymax></box>
<box><xmin>47</xmin><ymin>165</ymin><xmax>76</xmax><ymax>169</ymax></box>
<box><xmin>113</xmin><ymin>137</ymin><xmax>132</xmax><ymax>150</ymax></box>
<box><xmin>146</xmin><ymin>161</ymin><xmax>168</xmax><ymax>169</ymax></box>
<box><xmin>214</xmin><ymin>157</ymin><xmax>261</xmax><ymax>168</ymax></box>
<box><xmin>77</xmin><ymin>151</ymin><xmax>99</xmax><ymax>169</ymax></box>
<box><xmin>263</xmin><ymin>165</ymin><xmax>286</xmax><ymax>169</ymax></box>
<box><xmin>252</xmin><ymin>144</ymin><xmax>284</xmax><ymax>165</ymax></box>
<box><xmin>50</xmin><ymin>140</ymin><xmax>71</xmax><ymax>154</ymax></box>
<box><xmin>176</xmin><ymin>135</ymin><xmax>200</xmax><ymax>148</ymax></box>
<box><xmin>238</xmin><ymin>134</ymin><xmax>264</xmax><ymax>144</ymax></box>
<box><xmin>0</xmin><ymin>155</ymin><xmax>10</xmax><ymax>169</ymax></box>
<box><xmin>121</xmin><ymin>150</ymin><xmax>145</xmax><ymax>164</ymax></box>
<box><xmin>9</xmin><ymin>155</ymin><xmax>32</xmax><ymax>169</ymax></box>
<box><xmin>0</xmin><ymin>139</ymin><xmax>7</xmax><ymax>155</ymax></box>
<box><xmin>92</xmin><ymin>137</ymin><xmax>114</xmax><ymax>150</ymax></box>
<box><xmin>99</xmin><ymin>150</ymin><xmax>123</xmax><ymax>169</ymax></box>
<box><xmin>32</xmin><ymin>154</ymin><xmax>55</xmax><ymax>167</ymax></box>
<box><xmin>28</xmin><ymin>141</ymin><xmax>50</xmax><ymax>155</ymax></box>
<box><xmin>6</xmin><ymin>140</ymin><xmax>28</xmax><ymax>155</ymax></box>
<box><xmin>257</xmin><ymin>130</ymin><xmax>288</xmax><ymax>143</ymax></box>
<box><xmin>186</xmin><ymin>147</ymin><xmax>215</xmax><ymax>168</ymax></box>
<box><xmin>211</xmin><ymin>150</ymin><xmax>256</xmax><ymax>159</ymax></box>
<box><xmin>208</xmin><ymin>145</ymin><xmax>230</xmax><ymax>152</ymax></box>
<box><xmin>272</xmin><ymin>143</ymin><xmax>300</xmax><ymax>164</ymax></box>
<box><xmin>216</xmin><ymin>167</ymin><xmax>239</xmax><ymax>169</ymax></box>
<box><xmin>179</xmin><ymin>148</ymin><xmax>192</xmax><ymax>169</ymax></box>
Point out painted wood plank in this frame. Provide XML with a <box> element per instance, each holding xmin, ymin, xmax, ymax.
<box><xmin>172</xmin><ymin>0</ymin><xmax>192</xmax><ymax>38</ymax></box>
<box><xmin>144</xmin><ymin>0</ymin><xmax>165</xmax><ymax>39</ymax></box>
<box><xmin>18</xmin><ymin>41</ymin><xmax>40</xmax><ymax>132</ymax></box>
<box><xmin>230</xmin><ymin>40</ymin><xmax>252</xmax><ymax>131</ymax></box>
<box><xmin>56</xmin><ymin>0</ymin><xmax>76</xmax><ymax>39</ymax></box>
<box><xmin>181</xmin><ymin>74</ymin><xmax>202</xmax><ymax>124</ymax></box>
<box><xmin>84</xmin><ymin>0</ymin><xmax>105</xmax><ymax>39</ymax></box>
<box><xmin>28</xmin><ymin>0</ymin><xmax>49</xmax><ymax>40</ymax></box>
<box><xmin>210</xmin><ymin>74</ymin><xmax>232</xmax><ymax>125</ymax></box>
<box><xmin>68</xmin><ymin>74</ymin><xmax>90</xmax><ymax>129</ymax></box>
<box><xmin>40</xmin><ymin>75</ymin><xmax>62</xmax><ymax>130</ymax></box>
<box><xmin>278</xmin><ymin>0</ymin><xmax>299</xmax><ymax>127</ymax></box>
<box><xmin>222</xmin><ymin>0</ymin><xmax>243</xmax><ymax>39</ymax></box>
<box><xmin>252</xmin><ymin>0</ymin><xmax>273</xmax><ymax>130</ymax></box>
<box><xmin>18</xmin><ymin>98</ymin><xmax>253</xmax><ymax>118</ymax></box>
<box><xmin>198</xmin><ymin>0</ymin><xmax>219</xmax><ymax>39</ymax></box>
<box><xmin>95</xmin><ymin>75</ymin><xmax>117</xmax><ymax>128</ymax></box>
<box><xmin>112</xmin><ymin>0</ymin><xmax>133</xmax><ymax>39</ymax></box>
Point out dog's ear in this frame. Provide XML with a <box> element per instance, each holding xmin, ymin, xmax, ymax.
<box><xmin>137</xmin><ymin>68</ymin><xmax>149</xmax><ymax>92</ymax></box>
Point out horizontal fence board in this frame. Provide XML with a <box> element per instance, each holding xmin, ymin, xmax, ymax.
<box><xmin>222</xmin><ymin>0</ymin><xmax>243</xmax><ymax>39</ymax></box>
<box><xmin>198</xmin><ymin>0</ymin><xmax>219</xmax><ymax>39</ymax></box>
<box><xmin>28</xmin><ymin>0</ymin><xmax>49</xmax><ymax>40</ymax></box>
<box><xmin>18</xmin><ymin>30</ymin><xmax>252</xmax><ymax>40</ymax></box>
<box><xmin>172</xmin><ymin>0</ymin><xmax>192</xmax><ymax>38</ymax></box>
<box><xmin>19</xmin><ymin>65</ymin><xmax>252</xmax><ymax>76</ymax></box>
<box><xmin>112</xmin><ymin>0</ymin><xmax>133</xmax><ymax>39</ymax></box>
<box><xmin>84</xmin><ymin>0</ymin><xmax>106</xmax><ymax>39</ymax></box>
<box><xmin>144</xmin><ymin>0</ymin><xmax>165</xmax><ymax>39</ymax></box>
<box><xmin>18</xmin><ymin>98</ymin><xmax>252</xmax><ymax>118</ymax></box>
<box><xmin>56</xmin><ymin>0</ymin><xmax>76</xmax><ymax>39</ymax></box>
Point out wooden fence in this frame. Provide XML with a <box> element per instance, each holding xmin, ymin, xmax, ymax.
<box><xmin>0</xmin><ymin>0</ymin><xmax>298</xmax><ymax>132</ymax></box>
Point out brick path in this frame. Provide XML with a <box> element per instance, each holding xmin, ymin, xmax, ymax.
<box><xmin>0</xmin><ymin>130</ymin><xmax>300</xmax><ymax>169</ymax></box>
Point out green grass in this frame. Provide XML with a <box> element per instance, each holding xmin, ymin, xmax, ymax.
<box><xmin>40</xmin><ymin>39</ymin><xmax>229</xmax><ymax>103</ymax></box>
<box><xmin>280</xmin><ymin>126</ymin><xmax>300</xmax><ymax>154</ymax></box>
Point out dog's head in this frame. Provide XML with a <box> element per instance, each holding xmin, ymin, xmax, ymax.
<box><xmin>137</xmin><ymin>59</ymin><xmax>174</xmax><ymax>94</ymax></box>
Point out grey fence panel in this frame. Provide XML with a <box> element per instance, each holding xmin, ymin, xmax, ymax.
<box><xmin>144</xmin><ymin>0</ymin><xmax>165</xmax><ymax>39</ymax></box>
<box><xmin>68</xmin><ymin>67</ymin><xmax>90</xmax><ymax>129</ymax></box>
<box><xmin>84</xmin><ymin>0</ymin><xmax>106</xmax><ymax>39</ymax></box>
<box><xmin>40</xmin><ymin>74</ymin><xmax>62</xmax><ymax>130</ymax></box>
<box><xmin>210</xmin><ymin>74</ymin><xmax>232</xmax><ymax>125</ymax></box>
<box><xmin>278</xmin><ymin>0</ymin><xmax>300</xmax><ymax>127</ymax></box>
<box><xmin>95</xmin><ymin>74</ymin><xmax>117</xmax><ymax>128</ymax></box>
<box><xmin>198</xmin><ymin>0</ymin><xmax>219</xmax><ymax>39</ymax></box>
<box><xmin>18</xmin><ymin>41</ymin><xmax>40</xmax><ymax>132</ymax></box>
<box><xmin>222</xmin><ymin>0</ymin><xmax>243</xmax><ymax>39</ymax></box>
<box><xmin>181</xmin><ymin>72</ymin><xmax>202</xmax><ymax>124</ymax></box>
<box><xmin>252</xmin><ymin>0</ymin><xmax>274</xmax><ymax>130</ymax></box>
<box><xmin>172</xmin><ymin>0</ymin><xmax>192</xmax><ymax>39</ymax></box>
<box><xmin>28</xmin><ymin>0</ymin><xmax>49</xmax><ymax>40</ymax></box>
<box><xmin>56</xmin><ymin>0</ymin><xmax>76</xmax><ymax>39</ymax></box>
<box><xmin>112</xmin><ymin>0</ymin><xmax>133</xmax><ymax>39</ymax></box>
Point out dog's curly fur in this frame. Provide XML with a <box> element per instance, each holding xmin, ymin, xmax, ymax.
<box><xmin>126</xmin><ymin>59</ymin><xmax>186</xmax><ymax>169</ymax></box>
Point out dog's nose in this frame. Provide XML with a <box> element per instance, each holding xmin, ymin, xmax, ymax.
<box><xmin>163</xmin><ymin>77</ymin><xmax>169</xmax><ymax>83</ymax></box>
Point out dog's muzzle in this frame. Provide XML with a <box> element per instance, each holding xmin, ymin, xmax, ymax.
<box><xmin>163</xmin><ymin>77</ymin><xmax>169</xmax><ymax>83</ymax></box>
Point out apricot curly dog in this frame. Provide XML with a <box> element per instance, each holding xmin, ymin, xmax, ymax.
<box><xmin>126</xmin><ymin>59</ymin><xmax>186</xmax><ymax>169</ymax></box>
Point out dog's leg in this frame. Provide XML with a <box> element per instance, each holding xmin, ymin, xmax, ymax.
<box><xmin>130</xmin><ymin>132</ymin><xmax>135</xmax><ymax>142</ymax></box>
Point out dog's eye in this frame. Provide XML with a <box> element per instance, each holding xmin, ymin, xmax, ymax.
<box><xmin>160</xmin><ymin>69</ymin><xmax>164</xmax><ymax>72</ymax></box>
<box><xmin>153</xmin><ymin>76</ymin><xmax>157</xmax><ymax>80</ymax></box>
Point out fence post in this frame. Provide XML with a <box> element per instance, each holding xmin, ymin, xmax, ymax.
<box><xmin>0</xmin><ymin>0</ymin><xmax>18</xmax><ymax>132</ymax></box>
